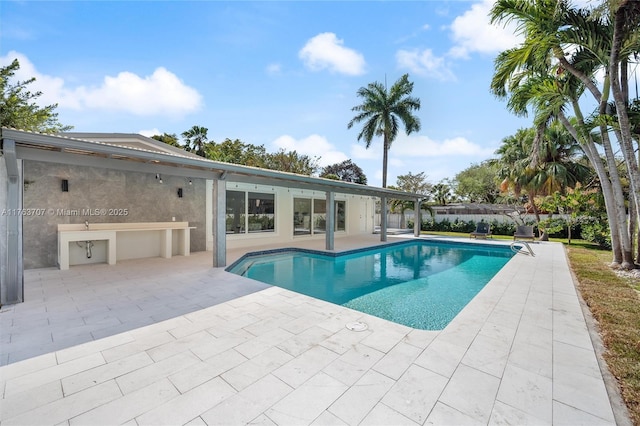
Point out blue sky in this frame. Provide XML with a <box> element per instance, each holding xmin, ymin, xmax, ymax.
<box><xmin>2</xmin><ymin>0</ymin><xmax>560</xmax><ymax>187</ymax></box>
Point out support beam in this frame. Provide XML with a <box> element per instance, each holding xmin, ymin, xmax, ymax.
<box><xmin>414</xmin><ymin>198</ymin><xmax>421</xmax><ymax>237</ymax></box>
<box><xmin>2</xmin><ymin>139</ymin><xmax>23</xmax><ymax>304</ymax></box>
<box><xmin>380</xmin><ymin>196</ymin><xmax>387</xmax><ymax>242</ymax></box>
<box><xmin>212</xmin><ymin>178</ymin><xmax>227</xmax><ymax>267</ymax></box>
<box><xmin>325</xmin><ymin>191</ymin><xmax>335</xmax><ymax>250</ymax></box>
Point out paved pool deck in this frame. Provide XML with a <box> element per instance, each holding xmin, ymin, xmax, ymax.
<box><xmin>0</xmin><ymin>235</ymin><xmax>631</xmax><ymax>425</ymax></box>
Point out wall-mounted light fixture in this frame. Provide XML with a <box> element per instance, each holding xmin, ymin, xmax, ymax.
<box><xmin>188</xmin><ymin>179</ymin><xmax>192</xmax><ymax>185</ymax></box>
<box><xmin>156</xmin><ymin>173</ymin><xmax>163</xmax><ymax>184</ymax></box>
<box><xmin>177</xmin><ymin>188</ymin><xmax>183</xmax><ymax>198</ymax></box>
<box><xmin>61</xmin><ymin>179</ymin><xmax>69</xmax><ymax>192</ymax></box>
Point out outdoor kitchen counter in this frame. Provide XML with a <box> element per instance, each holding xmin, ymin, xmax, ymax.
<box><xmin>57</xmin><ymin>222</ymin><xmax>194</xmax><ymax>270</ymax></box>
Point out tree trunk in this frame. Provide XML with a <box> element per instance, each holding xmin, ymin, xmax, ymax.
<box><xmin>530</xmin><ymin>195</ymin><xmax>548</xmax><ymax>241</ymax></box>
<box><xmin>610</xmin><ymin>2</ymin><xmax>640</xmax><ymax>269</ymax></box>
<box><xmin>599</xmin><ymin>78</ymin><xmax>634</xmax><ymax>268</ymax></box>
<box><xmin>637</xmin><ymin>142</ymin><xmax>640</xmax><ymax>265</ymax></box>
<box><xmin>382</xmin><ymin>133</ymin><xmax>389</xmax><ymax>188</ymax></box>
<box><xmin>558</xmin><ymin>111</ymin><xmax>624</xmax><ymax>266</ymax></box>
<box><xmin>555</xmin><ymin>34</ymin><xmax>631</xmax><ymax>267</ymax></box>
<box><xmin>629</xmin><ymin>195</ymin><xmax>638</xmax><ymax>265</ymax></box>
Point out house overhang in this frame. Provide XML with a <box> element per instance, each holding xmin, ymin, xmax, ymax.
<box><xmin>1</xmin><ymin>128</ymin><xmax>425</xmax><ymax>201</ymax></box>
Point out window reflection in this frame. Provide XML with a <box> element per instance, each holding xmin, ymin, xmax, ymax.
<box><xmin>293</xmin><ymin>198</ymin><xmax>312</xmax><ymax>235</ymax></box>
<box><xmin>226</xmin><ymin>190</ymin><xmax>275</xmax><ymax>234</ymax></box>
<box><xmin>313</xmin><ymin>199</ymin><xmax>326</xmax><ymax>234</ymax></box>
<box><xmin>293</xmin><ymin>197</ymin><xmax>346</xmax><ymax>236</ymax></box>
<box><xmin>248</xmin><ymin>192</ymin><xmax>275</xmax><ymax>232</ymax></box>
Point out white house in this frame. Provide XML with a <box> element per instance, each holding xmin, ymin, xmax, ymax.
<box><xmin>0</xmin><ymin>128</ymin><xmax>425</xmax><ymax>305</ymax></box>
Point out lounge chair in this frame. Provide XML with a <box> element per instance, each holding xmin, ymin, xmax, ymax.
<box><xmin>470</xmin><ymin>222</ymin><xmax>492</xmax><ymax>239</ymax></box>
<box><xmin>514</xmin><ymin>225</ymin><xmax>535</xmax><ymax>241</ymax></box>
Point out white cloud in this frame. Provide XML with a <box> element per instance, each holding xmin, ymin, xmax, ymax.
<box><xmin>0</xmin><ymin>51</ymin><xmax>203</xmax><ymax>117</ymax></box>
<box><xmin>351</xmin><ymin>143</ymin><xmax>381</xmax><ymax>160</ymax></box>
<box><xmin>271</xmin><ymin>134</ymin><xmax>348</xmax><ymax>167</ymax></box>
<box><xmin>139</xmin><ymin>128</ymin><xmax>162</xmax><ymax>137</ymax></box>
<box><xmin>389</xmin><ymin>158</ymin><xmax>405</xmax><ymax>167</ymax></box>
<box><xmin>351</xmin><ymin>134</ymin><xmax>492</xmax><ymax>160</ymax></box>
<box><xmin>1</xmin><ymin>51</ymin><xmax>68</xmax><ymax>107</ymax></box>
<box><xmin>76</xmin><ymin>68</ymin><xmax>202</xmax><ymax>116</ymax></box>
<box><xmin>299</xmin><ymin>32</ymin><xmax>366</xmax><ymax>76</ymax></box>
<box><xmin>396</xmin><ymin>48</ymin><xmax>455</xmax><ymax>81</ymax></box>
<box><xmin>266</xmin><ymin>63</ymin><xmax>282</xmax><ymax>75</ymax></box>
<box><xmin>391</xmin><ymin>134</ymin><xmax>494</xmax><ymax>157</ymax></box>
<box><xmin>448</xmin><ymin>0</ymin><xmax>522</xmax><ymax>58</ymax></box>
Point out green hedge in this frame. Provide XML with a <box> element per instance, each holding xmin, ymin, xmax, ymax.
<box><xmin>417</xmin><ymin>218</ymin><xmax>529</xmax><ymax>237</ymax></box>
<box><xmin>411</xmin><ymin>217</ymin><xmax>609</xmax><ymax>244</ymax></box>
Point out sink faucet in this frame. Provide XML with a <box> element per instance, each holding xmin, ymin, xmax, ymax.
<box><xmin>85</xmin><ymin>220</ymin><xmax>89</xmax><ymax>230</ymax></box>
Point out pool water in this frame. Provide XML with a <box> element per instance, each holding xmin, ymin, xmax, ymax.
<box><xmin>227</xmin><ymin>241</ymin><xmax>514</xmax><ymax>330</ymax></box>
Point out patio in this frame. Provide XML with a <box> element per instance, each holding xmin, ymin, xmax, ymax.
<box><xmin>0</xmin><ymin>235</ymin><xmax>630</xmax><ymax>425</ymax></box>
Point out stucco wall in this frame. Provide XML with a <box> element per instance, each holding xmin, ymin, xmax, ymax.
<box><xmin>22</xmin><ymin>161</ymin><xmax>206</xmax><ymax>269</ymax></box>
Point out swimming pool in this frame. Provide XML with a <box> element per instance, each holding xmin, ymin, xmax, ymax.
<box><xmin>227</xmin><ymin>240</ymin><xmax>515</xmax><ymax>330</ymax></box>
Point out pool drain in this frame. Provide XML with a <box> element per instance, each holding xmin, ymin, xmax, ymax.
<box><xmin>345</xmin><ymin>321</ymin><xmax>368</xmax><ymax>332</ymax></box>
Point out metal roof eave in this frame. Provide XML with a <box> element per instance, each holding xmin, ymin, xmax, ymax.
<box><xmin>1</xmin><ymin>128</ymin><xmax>424</xmax><ymax>201</ymax></box>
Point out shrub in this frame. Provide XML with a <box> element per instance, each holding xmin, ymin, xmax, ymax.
<box><xmin>580</xmin><ymin>217</ymin><xmax>611</xmax><ymax>249</ymax></box>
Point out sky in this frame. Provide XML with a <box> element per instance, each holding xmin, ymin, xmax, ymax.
<box><xmin>0</xmin><ymin>0</ymin><xmax>593</xmax><ymax>187</ymax></box>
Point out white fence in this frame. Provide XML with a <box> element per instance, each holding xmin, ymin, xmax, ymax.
<box><xmin>376</xmin><ymin>212</ymin><xmax>563</xmax><ymax>228</ymax></box>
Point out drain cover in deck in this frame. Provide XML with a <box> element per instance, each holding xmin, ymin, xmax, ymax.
<box><xmin>345</xmin><ymin>321</ymin><xmax>368</xmax><ymax>332</ymax></box>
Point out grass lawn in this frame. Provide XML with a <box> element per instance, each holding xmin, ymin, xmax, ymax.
<box><xmin>422</xmin><ymin>231</ymin><xmax>640</xmax><ymax>424</ymax></box>
<box><xmin>566</xmin><ymin>245</ymin><xmax>640</xmax><ymax>425</ymax></box>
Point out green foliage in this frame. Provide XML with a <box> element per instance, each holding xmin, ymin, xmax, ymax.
<box><xmin>537</xmin><ymin>184</ymin><xmax>603</xmax><ymax>243</ymax></box>
<box><xmin>322</xmin><ymin>173</ymin><xmax>340</xmax><ymax>180</ymax></box>
<box><xmin>207</xmin><ymin>138</ymin><xmax>267</xmax><ymax>167</ymax></box>
<box><xmin>0</xmin><ymin>59</ymin><xmax>72</xmax><ymax>132</ymax></box>
<box><xmin>263</xmin><ymin>149</ymin><xmax>319</xmax><ymax>176</ymax></box>
<box><xmin>395</xmin><ymin>171</ymin><xmax>431</xmax><ymax>196</ymax></box>
<box><xmin>431</xmin><ymin>180</ymin><xmax>455</xmax><ymax>205</ymax></box>
<box><xmin>579</xmin><ymin>217</ymin><xmax>611</xmax><ymax>248</ymax></box>
<box><xmin>163</xmin><ymin>127</ymin><xmax>318</xmax><ymax>176</ymax></box>
<box><xmin>454</xmin><ymin>161</ymin><xmax>500</xmax><ymax>203</ymax></box>
<box><xmin>420</xmin><ymin>218</ymin><xmax>521</xmax><ymax>236</ymax></box>
<box><xmin>320</xmin><ymin>160</ymin><xmax>367</xmax><ymax>184</ymax></box>
<box><xmin>151</xmin><ymin>133</ymin><xmax>181</xmax><ymax>147</ymax></box>
<box><xmin>181</xmin><ymin>125</ymin><xmax>209</xmax><ymax>157</ymax></box>
<box><xmin>537</xmin><ymin>217</ymin><xmax>567</xmax><ymax>235</ymax></box>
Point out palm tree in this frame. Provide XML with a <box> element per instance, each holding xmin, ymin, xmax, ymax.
<box><xmin>347</xmin><ymin>74</ymin><xmax>421</xmax><ymax>188</ymax></box>
<box><xmin>529</xmin><ymin>121</ymin><xmax>593</xmax><ymax>195</ymax></box>
<box><xmin>496</xmin><ymin>123</ymin><xmax>593</xmax><ymax>239</ymax></box>
<box><xmin>181</xmin><ymin>125</ymin><xmax>209</xmax><ymax>157</ymax></box>
<box><xmin>489</xmin><ymin>0</ymin><xmax>638</xmax><ymax>267</ymax></box>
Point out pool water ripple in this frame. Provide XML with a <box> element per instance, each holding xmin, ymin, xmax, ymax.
<box><xmin>228</xmin><ymin>240</ymin><xmax>514</xmax><ymax>330</ymax></box>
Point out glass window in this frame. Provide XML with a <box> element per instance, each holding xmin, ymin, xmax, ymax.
<box><xmin>293</xmin><ymin>198</ymin><xmax>312</xmax><ymax>235</ymax></box>
<box><xmin>248</xmin><ymin>192</ymin><xmax>275</xmax><ymax>233</ymax></box>
<box><xmin>226</xmin><ymin>190</ymin><xmax>275</xmax><ymax>234</ymax></box>
<box><xmin>335</xmin><ymin>200</ymin><xmax>346</xmax><ymax>231</ymax></box>
<box><xmin>313</xmin><ymin>199</ymin><xmax>326</xmax><ymax>234</ymax></box>
<box><xmin>226</xmin><ymin>190</ymin><xmax>245</xmax><ymax>234</ymax></box>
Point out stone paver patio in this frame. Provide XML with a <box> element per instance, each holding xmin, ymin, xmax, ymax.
<box><xmin>0</xmin><ymin>236</ymin><xmax>630</xmax><ymax>425</ymax></box>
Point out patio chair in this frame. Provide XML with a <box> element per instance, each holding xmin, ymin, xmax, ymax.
<box><xmin>470</xmin><ymin>222</ymin><xmax>492</xmax><ymax>239</ymax></box>
<box><xmin>514</xmin><ymin>225</ymin><xmax>535</xmax><ymax>241</ymax></box>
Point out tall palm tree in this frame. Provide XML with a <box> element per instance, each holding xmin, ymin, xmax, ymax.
<box><xmin>608</xmin><ymin>0</ymin><xmax>640</xmax><ymax>238</ymax></box>
<box><xmin>181</xmin><ymin>125</ymin><xmax>209</xmax><ymax>157</ymax></box>
<box><xmin>489</xmin><ymin>0</ymin><xmax>638</xmax><ymax>267</ymax></box>
<box><xmin>347</xmin><ymin>74</ymin><xmax>421</xmax><ymax>188</ymax></box>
